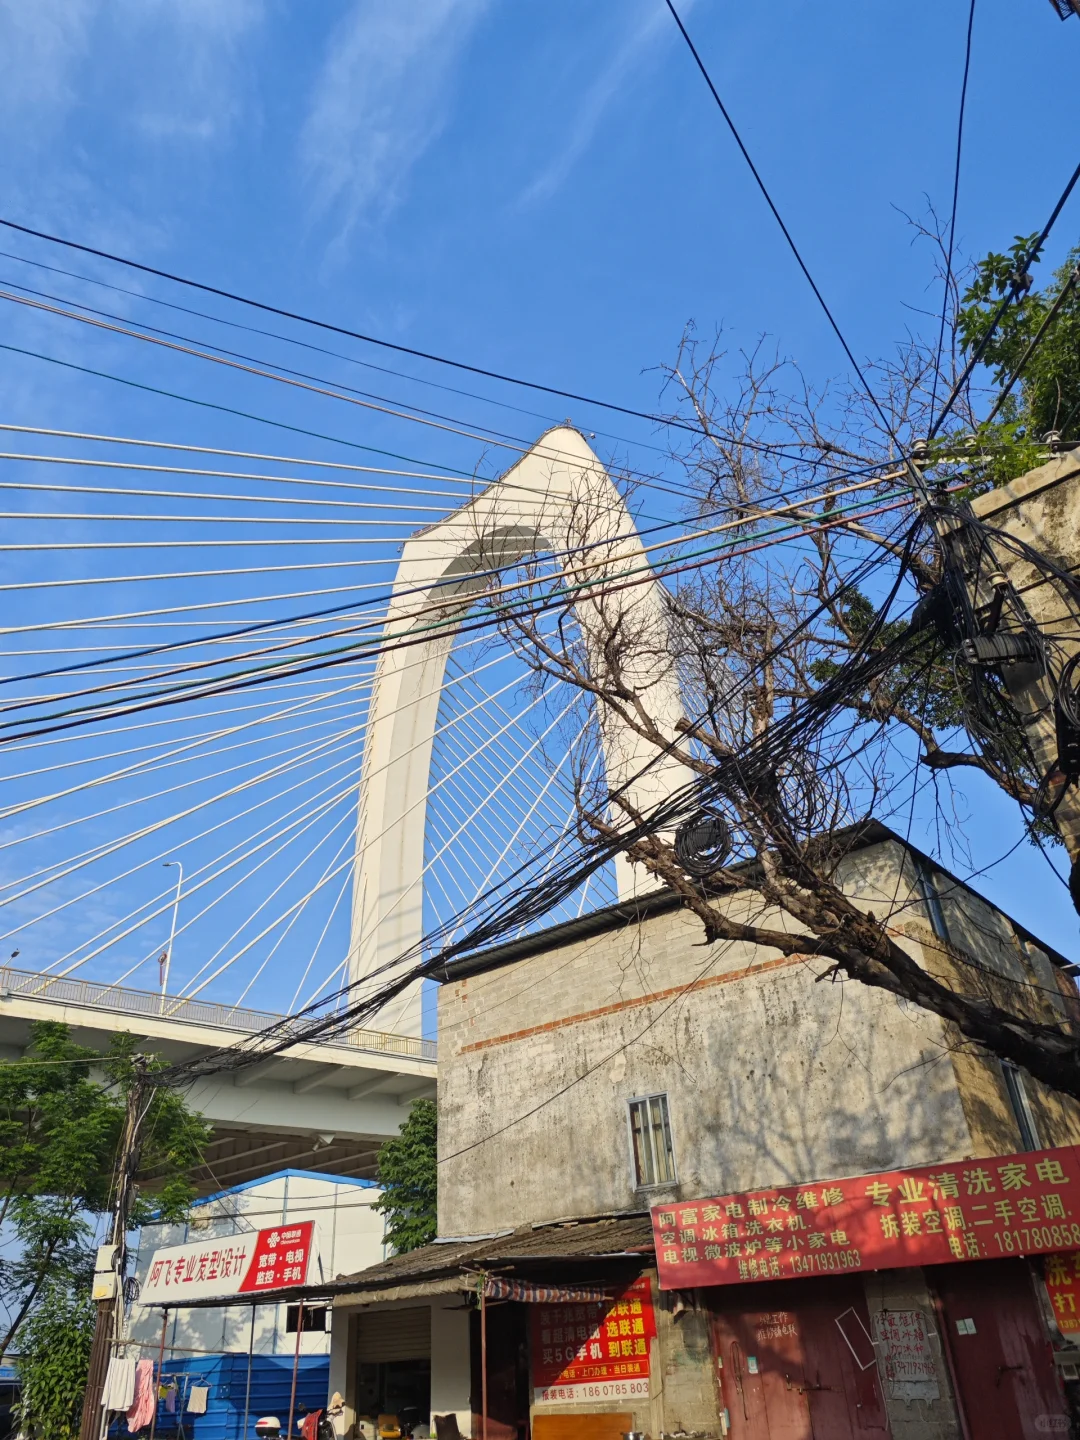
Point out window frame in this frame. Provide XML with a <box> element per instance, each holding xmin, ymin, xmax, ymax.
<box><xmin>913</xmin><ymin>857</ymin><xmax>950</xmax><ymax>944</ymax></box>
<box><xmin>626</xmin><ymin>1092</ymin><xmax>677</xmax><ymax>1190</ymax></box>
<box><xmin>1001</xmin><ymin>1061</ymin><xmax>1041</xmax><ymax>1151</ymax></box>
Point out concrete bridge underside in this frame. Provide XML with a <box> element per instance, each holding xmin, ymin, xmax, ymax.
<box><xmin>0</xmin><ymin>967</ymin><xmax>436</xmax><ymax>1193</ymax></box>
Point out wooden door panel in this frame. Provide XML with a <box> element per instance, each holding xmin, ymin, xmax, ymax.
<box><xmin>801</xmin><ymin>1299</ymin><xmax>888</xmax><ymax>1436</ymax></box>
<box><xmin>708</xmin><ymin>1280</ymin><xmax>889</xmax><ymax>1440</ymax></box>
<box><xmin>932</xmin><ymin>1259</ymin><xmax>1068</xmax><ymax>1440</ymax></box>
<box><xmin>711</xmin><ymin>1311</ymin><xmax>809</xmax><ymax>1440</ymax></box>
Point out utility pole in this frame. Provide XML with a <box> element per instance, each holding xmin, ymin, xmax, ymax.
<box><xmin>79</xmin><ymin>1054</ymin><xmax>150</xmax><ymax>1440</ymax></box>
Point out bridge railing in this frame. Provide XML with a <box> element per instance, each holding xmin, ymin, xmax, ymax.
<box><xmin>0</xmin><ymin>966</ymin><xmax>437</xmax><ymax>1063</ymax></box>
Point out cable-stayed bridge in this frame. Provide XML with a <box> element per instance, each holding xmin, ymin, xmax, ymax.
<box><xmin>0</xmin><ymin>420</ymin><xmax>687</xmax><ymax>1186</ymax></box>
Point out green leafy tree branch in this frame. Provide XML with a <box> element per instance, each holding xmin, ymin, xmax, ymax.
<box><xmin>0</xmin><ymin>1021</ymin><xmax>209</xmax><ymax>1370</ymax></box>
<box><xmin>373</xmin><ymin>1099</ymin><xmax>437</xmax><ymax>1253</ymax></box>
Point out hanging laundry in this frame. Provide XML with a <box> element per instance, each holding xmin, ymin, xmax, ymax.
<box><xmin>187</xmin><ymin>1384</ymin><xmax>209</xmax><ymax>1415</ymax></box>
<box><xmin>164</xmin><ymin>1381</ymin><xmax>178</xmax><ymax>1414</ymax></box>
<box><xmin>127</xmin><ymin>1359</ymin><xmax>156</xmax><ymax>1433</ymax></box>
<box><xmin>102</xmin><ymin>1355</ymin><xmax>137</xmax><ymax>1411</ymax></box>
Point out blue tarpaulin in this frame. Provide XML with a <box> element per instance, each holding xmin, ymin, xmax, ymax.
<box><xmin>107</xmin><ymin>1353</ymin><xmax>329</xmax><ymax>1439</ymax></box>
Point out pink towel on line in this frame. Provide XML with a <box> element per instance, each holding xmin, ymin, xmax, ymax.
<box><xmin>127</xmin><ymin>1358</ymin><xmax>156</xmax><ymax>1433</ymax></box>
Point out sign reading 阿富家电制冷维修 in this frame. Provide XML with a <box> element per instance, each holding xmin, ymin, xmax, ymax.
<box><xmin>139</xmin><ymin>1221</ymin><xmax>315</xmax><ymax>1305</ymax></box>
<box><xmin>652</xmin><ymin>1144</ymin><xmax>1080</xmax><ymax>1289</ymax></box>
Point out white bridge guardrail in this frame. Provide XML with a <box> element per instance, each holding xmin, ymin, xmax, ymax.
<box><xmin>0</xmin><ymin>965</ymin><xmax>437</xmax><ymax>1063</ymax></box>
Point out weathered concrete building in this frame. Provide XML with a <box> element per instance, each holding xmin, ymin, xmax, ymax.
<box><xmin>310</xmin><ymin>824</ymin><xmax>1080</xmax><ymax>1440</ymax></box>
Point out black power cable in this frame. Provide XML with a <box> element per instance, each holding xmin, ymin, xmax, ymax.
<box><xmin>662</xmin><ymin>0</ymin><xmax>930</xmax><ymax>506</ymax></box>
<box><xmin>929</xmin><ymin>156</ymin><xmax>1080</xmax><ymax>439</ymax></box>
<box><xmin>0</xmin><ymin>215</ymin><xmax>707</xmax><ymax>440</ymax></box>
<box><xmin>929</xmin><ymin>0</ymin><xmax>977</xmax><ymax>431</ymax></box>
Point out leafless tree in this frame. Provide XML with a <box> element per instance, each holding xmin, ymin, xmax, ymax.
<box><xmin>462</xmin><ymin>247</ymin><xmax>1080</xmax><ymax>1099</ymax></box>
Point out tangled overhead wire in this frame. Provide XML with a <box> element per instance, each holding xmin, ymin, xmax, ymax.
<box><xmin>673</xmin><ymin>803</ymin><xmax>733</xmax><ymax>877</ymax></box>
<box><xmin>151</xmin><ymin>488</ymin><xmax>1080</xmax><ymax>1093</ymax></box>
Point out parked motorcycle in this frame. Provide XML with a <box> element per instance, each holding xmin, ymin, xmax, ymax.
<box><xmin>254</xmin><ymin>1408</ymin><xmax>336</xmax><ymax>1439</ymax></box>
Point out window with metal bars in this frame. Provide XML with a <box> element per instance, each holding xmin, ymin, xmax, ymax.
<box><xmin>628</xmin><ymin>1093</ymin><xmax>676</xmax><ymax>1188</ymax></box>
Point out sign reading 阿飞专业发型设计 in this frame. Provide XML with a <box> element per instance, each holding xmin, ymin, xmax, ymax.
<box><xmin>138</xmin><ymin>1221</ymin><xmax>315</xmax><ymax>1305</ymax></box>
<box><xmin>652</xmin><ymin>1144</ymin><xmax>1080</xmax><ymax>1290</ymax></box>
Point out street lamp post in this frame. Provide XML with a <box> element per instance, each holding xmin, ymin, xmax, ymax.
<box><xmin>160</xmin><ymin>861</ymin><xmax>182</xmax><ymax>1014</ymax></box>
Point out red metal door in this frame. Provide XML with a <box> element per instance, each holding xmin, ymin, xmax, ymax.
<box><xmin>932</xmin><ymin>1259</ymin><xmax>1069</xmax><ymax>1439</ymax></box>
<box><xmin>709</xmin><ymin>1280</ymin><xmax>890</xmax><ymax>1440</ymax></box>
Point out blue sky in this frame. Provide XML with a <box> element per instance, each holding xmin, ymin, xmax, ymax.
<box><xmin>0</xmin><ymin>0</ymin><xmax>1077</xmax><ymax>994</ymax></box>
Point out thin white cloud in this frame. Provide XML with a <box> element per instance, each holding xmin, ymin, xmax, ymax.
<box><xmin>116</xmin><ymin>0</ymin><xmax>265</xmax><ymax>143</ymax></box>
<box><xmin>518</xmin><ymin>0</ymin><xmax>697</xmax><ymax>208</ymax></box>
<box><xmin>0</xmin><ymin>0</ymin><xmax>262</xmax><ymax>144</ymax></box>
<box><xmin>0</xmin><ymin>0</ymin><xmax>94</xmax><ymax>120</ymax></box>
<box><xmin>300</xmin><ymin>0</ymin><xmax>492</xmax><ymax>236</ymax></box>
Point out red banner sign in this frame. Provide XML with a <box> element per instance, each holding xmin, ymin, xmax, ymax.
<box><xmin>141</xmin><ymin>1221</ymin><xmax>315</xmax><ymax>1305</ymax></box>
<box><xmin>652</xmin><ymin>1144</ymin><xmax>1080</xmax><ymax>1289</ymax></box>
<box><xmin>1045</xmin><ymin>1252</ymin><xmax>1080</xmax><ymax>1334</ymax></box>
<box><xmin>530</xmin><ymin>1275</ymin><xmax>656</xmax><ymax>1404</ymax></box>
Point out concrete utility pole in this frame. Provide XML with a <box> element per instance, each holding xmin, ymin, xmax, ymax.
<box><xmin>967</xmin><ymin>452</ymin><xmax>1080</xmax><ymax>867</ymax></box>
<box><xmin>79</xmin><ymin>1055</ymin><xmax>150</xmax><ymax>1440</ymax></box>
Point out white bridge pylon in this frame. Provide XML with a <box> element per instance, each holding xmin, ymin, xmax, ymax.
<box><xmin>349</xmin><ymin>427</ymin><xmax>687</xmax><ymax>1035</ymax></box>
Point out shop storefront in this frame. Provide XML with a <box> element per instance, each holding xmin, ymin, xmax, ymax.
<box><xmin>653</xmin><ymin>1141</ymin><xmax>1080</xmax><ymax>1439</ymax></box>
<box><xmin>316</xmin><ymin>1216</ymin><xmax>656</xmax><ymax>1440</ymax></box>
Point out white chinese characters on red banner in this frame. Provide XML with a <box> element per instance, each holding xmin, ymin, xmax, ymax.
<box><xmin>140</xmin><ymin>1222</ymin><xmax>315</xmax><ymax>1305</ymax></box>
<box><xmin>530</xmin><ymin>1276</ymin><xmax>656</xmax><ymax>1404</ymax></box>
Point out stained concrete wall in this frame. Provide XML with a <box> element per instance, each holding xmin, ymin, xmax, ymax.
<box><xmin>651</xmin><ymin>1295</ymin><xmax>719</xmax><ymax>1435</ymax></box>
<box><xmin>437</xmin><ymin>840</ymin><xmax>990</xmax><ymax>1237</ymax></box>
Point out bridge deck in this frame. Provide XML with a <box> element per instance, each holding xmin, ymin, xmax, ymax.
<box><xmin>0</xmin><ymin>967</ymin><xmax>438</xmax><ymax>1191</ymax></box>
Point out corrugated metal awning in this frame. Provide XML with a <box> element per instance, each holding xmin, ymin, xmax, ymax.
<box><xmin>334</xmin><ymin>1276</ymin><xmax>470</xmax><ymax>1307</ymax></box>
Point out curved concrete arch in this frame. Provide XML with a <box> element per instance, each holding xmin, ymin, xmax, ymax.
<box><xmin>349</xmin><ymin>427</ymin><xmax>687</xmax><ymax>1035</ymax></box>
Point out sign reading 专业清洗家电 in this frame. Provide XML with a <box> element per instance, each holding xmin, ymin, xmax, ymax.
<box><xmin>530</xmin><ymin>1275</ymin><xmax>656</xmax><ymax>1404</ymax></box>
<box><xmin>139</xmin><ymin>1221</ymin><xmax>315</xmax><ymax>1305</ymax></box>
<box><xmin>652</xmin><ymin>1143</ymin><xmax>1080</xmax><ymax>1290</ymax></box>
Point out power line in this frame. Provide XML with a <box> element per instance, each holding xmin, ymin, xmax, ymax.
<box><xmin>0</xmin><ymin>285</ymin><xmax>684</xmax><ymax>505</ymax></box>
<box><xmin>981</xmin><ymin>258</ymin><xmax>1080</xmax><ymax>429</ymax></box>
<box><xmin>929</xmin><ymin>155</ymin><xmax>1080</xmax><ymax>438</ymax></box>
<box><xmin>0</xmin><ymin>214</ymin><xmax>707</xmax><ymax>438</ymax></box>
<box><xmin>0</xmin><ymin>246</ymin><xmax>681</xmax><ymax>460</ymax></box>
<box><xmin>929</xmin><ymin>0</ymin><xmax>977</xmax><ymax>430</ymax></box>
<box><xmin>0</xmin><ymin>218</ymin><xmax>908</xmax><ymax>475</ymax></box>
<box><xmin>0</xmin><ymin>465</ymin><xmax>901</xmax><ymax>691</ymax></box>
<box><xmin>0</xmin><ymin>480</ymin><xmax>921</xmax><ymax>731</ymax></box>
<box><xmin>0</xmin><ymin>486</ymin><xmax>925</xmax><ymax>758</ymax></box>
<box><xmin>0</xmin><ymin>276</ymin><xmax>685</xmax><ymax>490</ymax></box>
<box><xmin>0</xmin><ymin>340</ymin><xmax>490</xmax><ymax>481</ymax></box>
<box><xmin>662</xmin><ymin>2</ymin><xmax>904</xmax><ymax>466</ymax></box>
